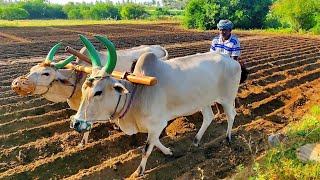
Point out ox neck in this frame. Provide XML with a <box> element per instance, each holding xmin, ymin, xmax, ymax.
<box><xmin>42</xmin><ymin>71</ymin><xmax>82</xmax><ymax>104</ymax></box>
<box><xmin>42</xmin><ymin>80</ymin><xmax>75</xmax><ymax>102</ymax></box>
<box><xmin>109</xmin><ymin>79</ymin><xmax>139</xmax><ymax>121</ymax></box>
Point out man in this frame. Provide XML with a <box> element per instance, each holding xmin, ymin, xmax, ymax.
<box><xmin>210</xmin><ymin>19</ymin><xmax>243</xmax><ymax>64</ymax></box>
<box><xmin>210</xmin><ymin>20</ymin><xmax>248</xmax><ymax>113</ymax></box>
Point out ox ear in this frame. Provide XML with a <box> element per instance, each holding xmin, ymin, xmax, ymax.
<box><xmin>113</xmin><ymin>82</ymin><xmax>129</xmax><ymax>95</ymax></box>
<box><xmin>58</xmin><ymin>78</ymin><xmax>74</xmax><ymax>86</ymax></box>
<box><xmin>56</xmin><ymin>72</ymin><xmax>74</xmax><ymax>86</ymax></box>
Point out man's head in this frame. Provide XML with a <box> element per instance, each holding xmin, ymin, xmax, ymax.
<box><xmin>217</xmin><ymin>20</ymin><xmax>234</xmax><ymax>40</ymax></box>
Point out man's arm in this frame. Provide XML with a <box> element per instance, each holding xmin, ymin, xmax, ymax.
<box><xmin>232</xmin><ymin>56</ymin><xmax>246</xmax><ymax>66</ymax></box>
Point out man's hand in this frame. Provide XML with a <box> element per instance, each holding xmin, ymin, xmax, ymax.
<box><xmin>239</xmin><ymin>60</ymin><xmax>246</xmax><ymax>66</ymax></box>
<box><xmin>232</xmin><ymin>56</ymin><xmax>246</xmax><ymax>66</ymax></box>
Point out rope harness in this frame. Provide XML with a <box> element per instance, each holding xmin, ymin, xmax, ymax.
<box><xmin>80</xmin><ymin>72</ymin><xmax>138</xmax><ymax>123</ymax></box>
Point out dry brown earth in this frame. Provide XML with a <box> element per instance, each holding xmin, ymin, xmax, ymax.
<box><xmin>0</xmin><ymin>23</ymin><xmax>320</xmax><ymax>179</ymax></box>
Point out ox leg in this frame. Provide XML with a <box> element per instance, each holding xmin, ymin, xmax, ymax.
<box><xmin>132</xmin><ymin>127</ymin><xmax>169</xmax><ymax>177</ymax></box>
<box><xmin>222</xmin><ymin>102</ymin><xmax>236</xmax><ymax>142</ymax></box>
<box><xmin>79</xmin><ymin>122</ymin><xmax>93</xmax><ymax>146</ymax></box>
<box><xmin>132</xmin><ymin>134</ymin><xmax>155</xmax><ymax>177</ymax></box>
<box><xmin>79</xmin><ymin>131</ymin><xmax>90</xmax><ymax>146</ymax></box>
<box><xmin>193</xmin><ymin>106</ymin><xmax>214</xmax><ymax>147</ymax></box>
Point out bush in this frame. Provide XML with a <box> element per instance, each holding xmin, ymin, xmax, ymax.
<box><xmin>311</xmin><ymin>13</ymin><xmax>320</xmax><ymax>34</ymax></box>
<box><xmin>120</xmin><ymin>3</ymin><xmax>149</xmax><ymax>20</ymax></box>
<box><xmin>17</xmin><ymin>0</ymin><xmax>47</xmax><ymax>19</ymax></box>
<box><xmin>271</xmin><ymin>0</ymin><xmax>320</xmax><ymax>31</ymax></box>
<box><xmin>47</xmin><ymin>4</ymin><xmax>67</xmax><ymax>19</ymax></box>
<box><xmin>183</xmin><ymin>0</ymin><xmax>272</xmax><ymax>30</ymax></box>
<box><xmin>67</xmin><ymin>9</ymin><xmax>83</xmax><ymax>19</ymax></box>
<box><xmin>1</xmin><ymin>7</ymin><xmax>29</xmax><ymax>20</ymax></box>
<box><xmin>155</xmin><ymin>7</ymin><xmax>171</xmax><ymax>17</ymax></box>
<box><xmin>182</xmin><ymin>0</ymin><xmax>214</xmax><ymax>30</ymax></box>
<box><xmin>263</xmin><ymin>12</ymin><xmax>287</xmax><ymax>29</ymax></box>
<box><xmin>88</xmin><ymin>3</ymin><xmax>120</xmax><ymax>20</ymax></box>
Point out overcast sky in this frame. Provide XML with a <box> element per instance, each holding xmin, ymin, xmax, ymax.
<box><xmin>49</xmin><ymin>0</ymin><xmax>150</xmax><ymax>5</ymax></box>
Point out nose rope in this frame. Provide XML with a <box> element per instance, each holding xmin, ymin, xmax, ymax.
<box><xmin>119</xmin><ymin>84</ymin><xmax>138</xmax><ymax>119</ymax></box>
<box><xmin>109</xmin><ymin>79</ymin><xmax>129</xmax><ymax>121</ymax></box>
<box><xmin>38</xmin><ymin>80</ymin><xmax>55</xmax><ymax>96</ymax></box>
<box><xmin>68</xmin><ymin>71</ymin><xmax>83</xmax><ymax>99</ymax></box>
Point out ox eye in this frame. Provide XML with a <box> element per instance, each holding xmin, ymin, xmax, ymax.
<box><xmin>94</xmin><ymin>91</ymin><xmax>102</xmax><ymax>96</ymax></box>
<box><xmin>41</xmin><ymin>73</ymin><xmax>50</xmax><ymax>76</ymax></box>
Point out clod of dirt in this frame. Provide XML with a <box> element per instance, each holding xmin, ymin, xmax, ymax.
<box><xmin>165</xmin><ymin>117</ymin><xmax>196</xmax><ymax>139</ymax></box>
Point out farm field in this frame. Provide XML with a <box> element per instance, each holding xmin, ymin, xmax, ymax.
<box><xmin>0</xmin><ymin>23</ymin><xmax>320</xmax><ymax>179</ymax></box>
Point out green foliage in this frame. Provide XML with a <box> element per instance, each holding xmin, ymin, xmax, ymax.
<box><xmin>263</xmin><ymin>11</ymin><xmax>286</xmax><ymax>29</ymax></box>
<box><xmin>17</xmin><ymin>0</ymin><xmax>48</xmax><ymax>19</ymax></box>
<box><xmin>238</xmin><ymin>105</ymin><xmax>320</xmax><ymax>179</ymax></box>
<box><xmin>182</xmin><ymin>0</ymin><xmax>214</xmax><ymax>30</ymax></box>
<box><xmin>88</xmin><ymin>3</ymin><xmax>120</xmax><ymax>20</ymax></box>
<box><xmin>120</xmin><ymin>3</ymin><xmax>149</xmax><ymax>20</ymax></box>
<box><xmin>67</xmin><ymin>9</ymin><xmax>82</xmax><ymax>19</ymax></box>
<box><xmin>14</xmin><ymin>0</ymin><xmax>66</xmax><ymax>19</ymax></box>
<box><xmin>0</xmin><ymin>6</ymin><xmax>29</xmax><ymax>20</ymax></box>
<box><xmin>183</xmin><ymin>0</ymin><xmax>272</xmax><ymax>30</ymax></box>
<box><xmin>155</xmin><ymin>7</ymin><xmax>171</xmax><ymax>16</ymax></box>
<box><xmin>271</xmin><ymin>0</ymin><xmax>320</xmax><ymax>31</ymax></box>
<box><xmin>62</xmin><ymin>3</ymin><xmax>91</xmax><ymax>19</ymax></box>
<box><xmin>46</xmin><ymin>4</ymin><xmax>66</xmax><ymax>19</ymax></box>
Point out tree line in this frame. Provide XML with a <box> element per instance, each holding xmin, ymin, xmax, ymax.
<box><xmin>0</xmin><ymin>0</ymin><xmax>319</xmax><ymax>34</ymax></box>
<box><xmin>0</xmin><ymin>0</ymin><xmax>183</xmax><ymax>20</ymax></box>
<box><xmin>183</xmin><ymin>0</ymin><xmax>320</xmax><ymax>33</ymax></box>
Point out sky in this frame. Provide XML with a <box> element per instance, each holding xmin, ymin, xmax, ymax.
<box><xmin>49</xmin><ymin>0</ymin><xmax>150</xmax><ymax>5</ymax></box>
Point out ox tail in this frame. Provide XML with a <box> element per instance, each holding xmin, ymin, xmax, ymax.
<box><xmin>159</xmin><ymin>46</ymin><xmax>169</xmax><ymax>60</ymax></box>
<box><xmin>130</xmin><ymin>60</ymin><xmax>137</xmax><ymax>73</ymax></box>
<box><xmin>240</xmin><ymin>65</ymin><xmax>248</xmax><ymax>84</ymax></box>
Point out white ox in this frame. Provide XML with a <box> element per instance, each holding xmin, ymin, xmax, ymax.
<box><xmin>71</xmin><ymin>36</ymin><xmax>241</xmax><ymax>177</ymax></box>
<box><xmin>11</xmin><ymin>38</ymin><xmax>168</xmax><ymax>145</ymax></box>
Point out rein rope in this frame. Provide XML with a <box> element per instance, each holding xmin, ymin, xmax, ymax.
<box><xmin>82</xmin><ymin>73</ymin><xmax>139</xmax><ymax>123</ymax></box>
<box><xmin>108</xmin><ymin>73</ymin><xmax>138</xmax><ymax>121</ymax></box>
<box><xmin>39</xmin><ymin>79</ymin><xmax>55</xmax><ymax>96</ymax></box>
<box><xmin>67</xmin><ymin>64</ymin><xmax>83</xmax><ymax>99</ymax></box>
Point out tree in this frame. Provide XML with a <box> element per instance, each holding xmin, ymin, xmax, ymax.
<box><xmin>88</xmin><ymin>3</ymin><xmax>120</xmax><ymax>20</ymax></box>
<box><xmin>271</xmin><ymin>0</ymin><xmax>320</xmax><ymax>31</ymax></box>
<box><xmin>17</xmin><ymin>0</ymin><xmax>48</xmax><ymax>19</ymax></box>
<box><xmin>47</xmin><ymin>4</ymin><xmax>67</xmax><ymax>19</ymax></box>
<box><xmin>67</xmin><ymin>8</ymin><xmax>82</xmax><ymax>19</ymax></box>
<box><xmin>183</xmin><ymin>0</ymin><xmax>272</xmax><ymax>30</ymax></box>
<box><xmin>120</xmin><ymin>3</ymin><xmax>148</xmax><ymax>19</ymax></box>
<box><xmin>1</xmin><ymin>6</ymin><xmax>29</xmax><ymax>20</ymax></box>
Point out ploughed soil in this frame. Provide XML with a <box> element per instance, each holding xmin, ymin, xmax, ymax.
<box><xmin>0</xmin><ymin>23</ymin><xmax>320</xmax><ymax>179</ymax></box>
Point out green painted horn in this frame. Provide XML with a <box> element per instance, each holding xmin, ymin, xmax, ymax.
<box><xmin>54</xmin><ymin>55</ymin><xmax>75</xmax><ymax>69</ymax></box>
<box><xmin>94</xmin><ymin>36</ymin><xmax>117</xmax><ymax>74</ymax></box>
<box><xmin>46</xmin><ymin>42</ymin><xmax>62</xmax><ymax>61</ymax></box>
<box><xmin>79</xmin><ymin>35</ymin><xmax>102</xmax><ymax>67</ymax></box>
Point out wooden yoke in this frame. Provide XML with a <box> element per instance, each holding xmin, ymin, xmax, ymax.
<box><xmin>64</xmin><ymin>47</ymin><xmax>158</xmax><ymax>86</ymax></box>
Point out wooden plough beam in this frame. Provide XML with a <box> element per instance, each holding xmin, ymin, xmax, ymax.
<box><xmin>64</xmin><ymin>46</ymin><xmax>157</xmax><ymax>86</ymax></box>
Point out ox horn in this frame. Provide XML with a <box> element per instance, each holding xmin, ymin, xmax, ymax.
<box><xmin>79</xmin><ymin>35</ymin><xmax>102</xmax><ymax>68</ymax></box>
<box><xmin>54</xmin><ymin>55</ymin><xmax>76</xmax><ymax>69</ymax></box>
<box><xmin>95</xmin><ymin>36</ymin><xmax>117</xmax><ymax>74</ymax></box>
<box><xmin>46</xmin><ymin>42</ymin><xmax>62</xmax><ymax>61</ymax></box>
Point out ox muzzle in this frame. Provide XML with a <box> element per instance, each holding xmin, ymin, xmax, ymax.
<box><xmin>11</xmin><ymin>76</ymin><xmax>36</xmax><ymax>96</ymax></box>
<box><xmin>70</xmin><ymin>116</ymin><xmax>92</xmax><ymax>133</ymax></box>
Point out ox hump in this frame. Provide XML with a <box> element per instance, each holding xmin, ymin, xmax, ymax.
<box><xmin>134</xmin><ymin>52</ymin><xmax>158</xmax><ymax>74</ymax></box>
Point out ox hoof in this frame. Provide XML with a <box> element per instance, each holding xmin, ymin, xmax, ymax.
<box><xmin>164</xmin><ymin>147</ymin><xmax>173</xmax><ymax>156</ymax></box>
<box><xmin>193</xmin><ymin>138</ymin><xmax>200</xmax><ymax>147</ymax></box>
<box><xmin>131</xmin><ymin>166</ymin><xmax>144</xmax><ymax>178</ymax></box>
<box><xmin>225</xmin><ymin>136</ymin><xmax>232</xmax><ymax>144</ymax></box>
